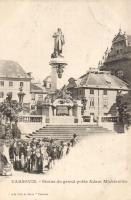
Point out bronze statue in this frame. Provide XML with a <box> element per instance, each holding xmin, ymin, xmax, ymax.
<box><xmin>51</xmin><ymin>28</ymin><xmax>65</xmax><ymax>58</ymax></box>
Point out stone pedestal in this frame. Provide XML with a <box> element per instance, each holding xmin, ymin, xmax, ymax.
<box><xmin>76</xmin><ymin>100</ymin><xmax>82</xmax><ymax>123</ymax></box>
<box><xmin>98</xmin><ymin>116</ymin><xmax>102</xmax><ymax>125</ymax></box>
<box><xmin>90</xmin><ymin>115</ymin><xmax>94</xmax><ymax>124</ymax></box>
<box><xmin>49</xmin><ymin>57</ymin><xmax>67</xmax><ymax>92</ymax></box>
<box><xmin>51</xmin><ymin>66</ymin><xmax>58</xmax><ymax>92</ymax></box>
<box><xmin>54</xmin><ymin>108</ymin><xmax>57</xmax><ymax>116</ymax></box>
<box><xmin>48</xmin><ymin>104</ymin><xmax>53</xmax><ymax>124</ymax></box>
<box><xmin>69</xmin><ymin>108</ymin><xmax>72</xmax><ymax>116</ymax></box>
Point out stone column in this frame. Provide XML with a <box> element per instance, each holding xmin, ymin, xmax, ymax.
<box><xmin>69</xmin><ymin>108</ymin><xmax>72</xmax><ymax>116</ymax></box>
<box><xmin>42</xmin><ymin>115</ymin><xmax>46</xmax><ymax>127</ymax></box>
<box><xmin>98</xmin><ymin>116</ymin><xmax>102</xmax><ymax>126</ymax></box>
<box><xmin>51</xmin><ymin>66</ymin><xmax>57</xmax><ymax>92</ymax></box>
<box><xmin>77</xmin><ymin>100</ymin><xmax>82</xmax><ymax>124</ymax></box>
<box><xmin>90</xmin><ymin>115</ymin><xmax>93</xmax><ymax>124</ymax></box>
<box><xmin>54</xmin><ymin>108</ymin><xmax>57</xmax><ymax>116</ymax></box>
<box><xmin>48</xmin><ymin>104</ymin><xmax>53</xmax><ymax>123</ymax></box>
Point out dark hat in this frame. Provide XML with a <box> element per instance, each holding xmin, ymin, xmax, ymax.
<box><xmin>73</xmin><ymin>133</ymin><xmax>77</xmax><ymax>137</ymax></box>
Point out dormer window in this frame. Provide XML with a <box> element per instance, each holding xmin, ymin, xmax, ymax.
<box><xmin>117</xmin><ymin>70</ymin><xmax>123</xmax><ymax>78</ymax></box>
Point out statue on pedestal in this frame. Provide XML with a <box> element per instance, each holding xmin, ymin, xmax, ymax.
<box><xmin>51</xmin><ymin>28</ymin><xmax>65</xmax><ymax>58</ymax></box>
<box><xmin>50</xmin><ymin>28</ymin><xmax>67</xmax><ymax>85</ymax></box>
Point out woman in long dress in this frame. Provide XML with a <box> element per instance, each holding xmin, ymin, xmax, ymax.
<box><xmin>30</xmin><ymin>148</ymin><xmax>37</xmax><ymax>173</ymax></box>
<box><xmin>35</xmin><ymin>144</ymin><xmax>43</xmax><ymax>173</ymax></box>
<box><xmin>41</xmin><ymin>145</ymin><xmax>49</xmax><ymax>172</ymax></box>
<box><xmin>0</xmin><ymin>142</ymin><xmax>12</xmax><ymax>176</ymax></box>
<box><xmin>20</xmin><ymin>153</ymin><xmax>25</xmax><ymax>169</ymax></box>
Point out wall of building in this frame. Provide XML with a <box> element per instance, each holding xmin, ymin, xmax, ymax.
<box><xmin>103</xmin><ymin>59</ymin><xmax>131</xmax><ymax>84</ymax></box>
<box><xmin>31</xmin><ymin>93</ymin><xmax>47</xmax><ymax>103</ymax></box>
<box><xmin>100</xmin><ymin>32</ymin><xmax>131</xmax><ymax>85</ymax></box>
<box><xmin>68</xmin><ymin>86</ymin><xmax>128</xmax><ymax>118</ymax></box>
<box><xmin>84</xmin><ymin>88</ymin><xmax>123</xmax><ymax>117</ymax></box>
<box><xmin>0</xmin><ymin>78</ymin><xmax>31</xmax><ymax>103</ymax></box>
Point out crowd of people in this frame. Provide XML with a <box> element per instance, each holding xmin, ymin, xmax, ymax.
<box><xmin>0</xmin><ymin>134</ymin><xmax>79</xmax><ymax>176</ymax></box>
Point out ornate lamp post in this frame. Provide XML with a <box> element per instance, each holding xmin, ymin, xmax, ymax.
<box><xmin>17</xmin><ymin>86</ymin><xmax>25</xmax><ymax>105</ymax></box>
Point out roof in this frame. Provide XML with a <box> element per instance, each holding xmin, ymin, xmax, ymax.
<box><xmin>67</xmin><ymin>71</ymin><xmax>129</xmax><ymax>90</ymax></box>
<box><xmin>0</xmin><ymin>60</ymin><xmax>30</xmax><ymax>79</ymax></box>
<box><xmin>127</xmin><ymin>35</ymin><xmax>131</xmax><ymax>46</ymax></box>
<box><xmin>31</xmin><ymin>83</ymin><xmax>45</xmax><ymax>93</ymax></box>
<box><xmin>112</xmin><ymin>30</ymin><xmax>131</xmax><ymax>47</ymax></box>
<box><xmin>43</xmin><ymin>75</ymin><xmax>51</xmax><ymax>82</ymax></box>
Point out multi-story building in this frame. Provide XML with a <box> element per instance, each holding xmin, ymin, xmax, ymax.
<box><xmin>0</xmin><ymin>60</ymin><xmax>31</xmax><ymax>103</ymax></box>
<box><xmin>67</xmin><ymin>68</ymin><xmax>129</xmax><ymax>119</ymax></box>
<box><xmin>0</xmin><ymin>59</ymin><xmax>51</xmax><ymax>114</ymax></box>
<box><xmin>30</xmin><ymin>82</ymin><xmax>48</xmax><ymax>114</ymax></box>
<box><xmin>100</xmin><ymin>29</ymin><xmax>131</xmax><ymax>86</ymax></box>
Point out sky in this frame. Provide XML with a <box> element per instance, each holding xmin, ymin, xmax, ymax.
<box><xmin>0</xmin><ymin>0</ymin><xmax>131</xmax><ymax>87</ymax></box>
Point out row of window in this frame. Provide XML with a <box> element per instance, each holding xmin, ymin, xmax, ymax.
<box><xmin>79</xmin><ymin>89</ymin><xmax>108</xmax><ymax>96</ymax></box>
<box><xmin>0</xmin><ymin>81</ymin><xmax>24</xmax><ymax>87</ymax></box>
<box><xmin>0</xmin><ymin>92</ymin><xmax>12</xmax><ymax>98</ymax></box>
<box><xmin>90</xmin><ymin>89</ymin><xmax>107</xmax><ymax>95</ymax></box>
<box><xmin>90</xmin><ymin>113</ymin><xmax>108</xmax><ymax>116</ymax></box>
<box><xmin>0</xmin><ymin>92</ymin><xmax>44</xmax><ymax>100</ymax></box>
<box><xmin>89</xmin><ymin>98</ymin><xmax>108</xmax><ymax>108</ymax></box>
<box><xmin>116</xmin><ymin>49</ymin><xmax>123</xmax><ymax>54</ymax></box>
<box><xmin>31</xmin><ymin>93</ymin><xmax>43</xmax><ymax>101</ymax></box>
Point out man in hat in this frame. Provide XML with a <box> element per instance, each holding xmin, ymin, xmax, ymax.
<box><xmin>70</xmin><ymin>134</ymin><xmax>79</xmax><ymax>147</ymax></box>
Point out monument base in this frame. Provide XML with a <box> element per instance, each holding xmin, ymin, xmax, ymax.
<box><xmin>49</xmin><ymin>56</ymin><xmax>67</xmax><ymax>66</ymax></box>
<box><xmin>50</xmin><ymin>56</ymin><xmax>67</xmax><ymax>79</ymax></box>
<box><xmin>50</xmin><ymin>116</ymin><xmax>75</xmax><ymax>124</ymax></box>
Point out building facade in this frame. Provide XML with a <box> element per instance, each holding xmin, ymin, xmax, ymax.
<box><xmin>0</xmin><ymin>60</ymin><xmax>31</xmax><ymax>103</ymax></box>
<box><xmin>67</xmin><ymin>69</ymin><xmax>129</xmax><ymax>120</ymax></box>
<box><xmin>100</xmin><ymin>29</ymin><xmax>131</xmax><ymax>86</ymax></box>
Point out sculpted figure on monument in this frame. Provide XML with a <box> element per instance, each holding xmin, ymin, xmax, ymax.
<box><xmin>51</xmin><ymin>28</ymin><xmax>65</xmax><ymax>58</ymax></box>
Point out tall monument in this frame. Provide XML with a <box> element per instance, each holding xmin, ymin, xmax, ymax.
<box><xmin>50</xmin><ymin>28</ymin><xmax>67</xmax><ymax>92</ymax></box>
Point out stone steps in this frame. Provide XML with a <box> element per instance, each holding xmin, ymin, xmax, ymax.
<box><xmin>26</xmin><ymin>124</ymin><xmax>113</xmax><ymax>141</ymax></box>
<box><xmin>35</xmin><ymin>130</ymin><xmax>111</xmax><ymax>134</ymax></box>
<box><xmin>36</xmin><ymin>128</ymin><xmax>110</xmax><ymax>133</ymax></box>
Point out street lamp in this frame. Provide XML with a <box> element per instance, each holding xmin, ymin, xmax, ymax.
<box><xmin>17</xmin><ymin>86</ymin><xmax>25</xmax><ymax>104</ymax></box>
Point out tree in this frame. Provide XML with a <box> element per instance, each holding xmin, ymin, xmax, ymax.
<box><xmin>0</xmin><ymin>93</ymin><xmax>22</xmax><ymax>139</ymax></box>
<box><xmin>116</xmin><ymin>92</ymin><xmax>131</xmax><ymax>128</ymax></box>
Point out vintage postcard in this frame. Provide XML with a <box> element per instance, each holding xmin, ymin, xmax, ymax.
<box><xmin>0</xmin><ymin>0</ymin><xmax>131</xmax><ymax>200</ymax></box>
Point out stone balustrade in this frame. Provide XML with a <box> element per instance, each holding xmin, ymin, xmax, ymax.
<box><xmin>18</xmin><ymin>115</ymin><xmax>118</xmax><ymax>124</ymax></box>
<box><xmin>18</xmin><ymin>115</ymin><xmax>43</xmax><ymax>123</ymax></box>
<box><xmin>101</xmin><ymin>116</ymin><xmax>118</xmax><ymax>122</ymax></box>
<box><xmin>98</xmin><ymin>116</ymin><xmax>119</xmax><ymax>131</ymax></box>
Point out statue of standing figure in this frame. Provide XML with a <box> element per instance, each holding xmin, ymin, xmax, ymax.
<box><xmin>51</xmin><ymin>28</ymin><xmax>65</xmax><ymax>58</ymax></box>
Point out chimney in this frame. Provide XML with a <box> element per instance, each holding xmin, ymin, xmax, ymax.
<box><xmin>27</xmin><ymin>72</ymin><xmax>32</xmax><ymax>78</ymax></box>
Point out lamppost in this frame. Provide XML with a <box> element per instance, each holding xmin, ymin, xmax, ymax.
<box><xmin>17</xmin><ymin>86</ymin><xmax>25</xmax><ymax>105</ymax></box>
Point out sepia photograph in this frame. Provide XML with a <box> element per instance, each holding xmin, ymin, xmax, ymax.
<box><xmin>0</xmin><ymin>0</ymin><xmax>131</xmax><ymax>199</ymax></box>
